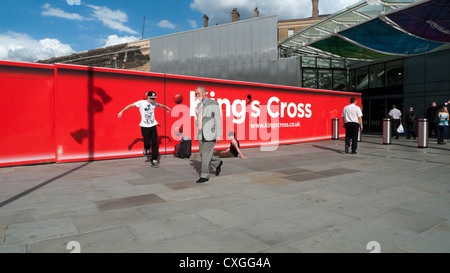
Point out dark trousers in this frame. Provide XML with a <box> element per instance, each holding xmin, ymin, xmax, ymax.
<box><xmin>391</xmin><ymin>119</ymin><xmax>400</xmax><ymax>138</ymax></box>
<box><xmin>438</xmin><ymin>125</ymin><xmax>447</xmax><ymax>142</ymax></box>
<box><xmin>431</xmin><ymin>123</ymin><xmax>441</xmax><ymax>142</ymax></box>
<box><xmin>141</xmin><ymin>126</ymin><xmax>159</xmax><ymax>160</ymax></box>
<box><xmin>439</xmin><ymin>125</ymin><xmax>448</xmax><ymax>142</ymax></box>
<box><xmin>345</xmin><ymin>122</ymin><xmax>360</xmax><ymax>152</ymax></box>
<box><xmin>406</xmin><ymin>122</ymin><xmax>416</xmax><ymax>139</ymax></box>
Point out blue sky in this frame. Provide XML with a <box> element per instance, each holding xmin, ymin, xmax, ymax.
<box><xmin>0</xmin><ymin>0</ymin><xmax>361</xmax><ymax>62</ymax></box>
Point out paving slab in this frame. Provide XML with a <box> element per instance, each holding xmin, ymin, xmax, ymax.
<box><xmin>0</xmin><ymin>134</ymin><xmax>449</xmax><ymax>253</ymax></box>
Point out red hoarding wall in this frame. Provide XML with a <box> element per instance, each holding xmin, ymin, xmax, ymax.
<box><xmin>54</xmin><ymin>64</ymin><xmax>166</xmax><ymax>163</ymax></box>
<box><xmin>0</xmin><ymin>62</ymin><xmax>56</xmax><ymax>167</ymax></box>
<box><xmin>164</xmin><ymin>75</ymin><xmax>358</xmax><ymax>153</ymax></box>
<box><xmin>0</xmin><ymin>61</ymin><xmax>361</xmax><ymax>167</ymax></box>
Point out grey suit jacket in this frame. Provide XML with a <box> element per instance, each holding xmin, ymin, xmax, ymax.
<box><xmin>196</xmin><ymin>98</ymin><xmax>222</xmax><ymax>141</ymax></box>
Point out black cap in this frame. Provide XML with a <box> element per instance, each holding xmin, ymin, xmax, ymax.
<box><xmin>147</xmin><ymin>91</ymin><xmax>157</xmax><ymax>99</ymax></box>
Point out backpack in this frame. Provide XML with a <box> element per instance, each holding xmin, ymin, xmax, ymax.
<box><xmin>174</xmin><ymin>137</ymin><xmax>192</xmax><ymax>158</ymax></box>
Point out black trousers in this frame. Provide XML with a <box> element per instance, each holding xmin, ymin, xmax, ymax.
<box><xmin>406</xmin><ymin>122</ymin><xmax>416</xmax><ymax>139</ymax></box>
<box><xmin>344</xmin><ymin>122</ymin><xmax>360</xmax><ymax>152</ymax></box>
<box><xmin>141</xmin><ymin>126</ymin><xmax>158</xmax><ymax>160</ymax></box>
<box><xmin>431</xmin><ymin>123</ymin><xmax>441</xmax><ymax>142</ymax></box>
<box><xmin>391</xmin><ymin>119</ymin><xmax>400</xmax><ymax>138</ymax></box>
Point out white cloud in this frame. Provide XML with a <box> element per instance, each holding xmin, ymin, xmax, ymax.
<box><xmin>41</xmin><ymin>3</ymin><xmax>85</xmax><ymax>21</ymax></box>
<box><xmin>157</xmin><ymin>20</ymin><xmax>176</xmax><ymax>29</ymax></box>
<box><xmin>87</xmin><ymin>4</ymin><xmax>138</xmax><ymax>34</ymax></box>
<box><xmin>103</xmin><ymin>35</ymin><xmax>139</xmax><ymax>47</ymax></box>
<box><xmin>190</xmin><ymin>0</ymin><xmax>361</xmax><ymax>23</ymax></box>
<box><xmin>0</xmin><ymin>31</ymin><xmax>74</xmax><ymax>62</ymax></box>
<box><xmin>187</xmin><ymin>19</ymin><xmax>198</xmax><ymax>28</ymax></box>
<box><xmin>66</xmin><ymin>0</ymin><xmax>81</xmax><ymax>5</ymax></box>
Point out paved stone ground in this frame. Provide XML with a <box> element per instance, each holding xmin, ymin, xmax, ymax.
<box><xmin>0</xmin><ymin>135</ymin><xmax>449</xmax><ymax>253</ymax></box>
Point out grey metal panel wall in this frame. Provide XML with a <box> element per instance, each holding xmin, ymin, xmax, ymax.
<box><xmin>251</xmin><ymin>21</ymin><xmax>260</xmax><ymax>64</ymax></box>
<box><xmin>277</xmin><ymin>59</ymin><xmax>288</xmax><ymax>86</ymax></box>
<box><xmin>243</xmin><ymin>22</ymin><xmax>252</xmax><ymax>64</ymax></box>
<box><xmin>213</xmin><ymin>30</ymin><xmax>221</xmax><ymax>67</ymax></box>
<box><xmin>235</xmin><ymin>24</ymin><xmax>244</xmax><ymax>66</ymax></box>
<box><xmin>268</xmin><ymin>61</ymin><xmax>278</xmax><ymax>85</ymax></box>
<box><xmin>150</xmin><ymin>15</ymin><xmax>300</xmax><ymax>87</ymax></box>
<box><xmin>287</xmin><ymin>57</ymin><xmax>300</xmax><ymax>87</ymax></box>
<box><xmin>403</xmin><ymin>48</ymin><xmax>450</xmax><ymax>119</ymax></box>
<box><xmin>259</xmin><ymin>18</ymin><xmax>269</xmax><ymax>62</ymax></box>
<box><xmin>228</xmin><ymin>26</ymin><xmax>236</xmax><ymax>66</ymax></box>
<box><xmin>268</xmin><ymin>16</ymin><xmax>278</xmax><ymax>61</ymax></box>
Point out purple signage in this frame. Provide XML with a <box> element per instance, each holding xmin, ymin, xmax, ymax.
<box><xmin>387</xmin><ymin>0</ymin><xmax>450</xmax><ymax>43</ymax></box>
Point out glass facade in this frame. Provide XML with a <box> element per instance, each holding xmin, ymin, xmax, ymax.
<box><xmin>386</xmin><ymin>60</ymin><xmax>403</xmax><ymax>86</ymax></box>
<box><xmin>350</xmin><ymin>59</ymin><xmax>405</xmax><ymax>132</ymax></box>
<box><xmin>355</xmin><ymin>66</ymin><xmax>369</xmax><ymax>90</ymax></box>
<box><xmin>350</xmin><ymin>59</ymin><xmax>403</xmax><ymax>92</ymax></box>
<box><xmin>300</xmin><ymin>56</ymin><xmax>347</xmax><ymax>91</ymax></box>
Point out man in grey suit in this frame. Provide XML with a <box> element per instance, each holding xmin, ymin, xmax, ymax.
<box><xmin>195</xmin><ymin>86</ymin><xmax>223</xmax><ymax>183</ymax></box>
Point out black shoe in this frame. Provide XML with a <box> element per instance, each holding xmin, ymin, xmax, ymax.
<box><xmin>345</xmin><ymin>145</ymin><xmax>349</xmax><ymax>154</ymax></box>
<box><xmin>151</xmin><ymin>159</ymin><xmax>159</xmax><ymax>168</ymax></box>
<box><xmin>351</xmin><ymin>151</ymin><xmax>357</xmax><ymax>154</ymax></box>
<box><xmin>215</xmin><ymin>161</ymin><xmax>223</xmax><ymax>176</ymax></box>
<box><xmin>196</xmin><ymin>177</ymin><xmax>209</xmax><ymax>183</ymax></box>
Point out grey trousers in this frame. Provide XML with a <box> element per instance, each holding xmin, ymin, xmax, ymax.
<box><xmin>199</xmin><ymin>139</ymin><xmax>221</xmax><ymax>179</ymax></box>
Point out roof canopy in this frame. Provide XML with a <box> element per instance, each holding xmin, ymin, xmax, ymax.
<box><xmin>279</xmin><ymin>0</ymin><xmax>450</xmax><ymax>60</ymax></box>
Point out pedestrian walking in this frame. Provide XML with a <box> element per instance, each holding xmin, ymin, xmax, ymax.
<box><xmin>342</xmin><ymin>97</ymin><xmax>363</xmax><ymax>154</ymax></box>
<box><xmin>194</xmin><ymin>86</ymin><xmax>223</xmax><ymax>183</ymax></box>
<box><xmin>405</xmin><ymin>106</ymin><xmax>417</xmax><ymax>139</ymax></box>
<box><xmin>388</xmin><ymin>105</ymin><xmax>402</xmax><ymax>139</ymax></box>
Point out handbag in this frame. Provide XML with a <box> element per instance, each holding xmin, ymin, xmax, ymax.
<box><xmin>397</xmin><ymin>124</ymin><xmax>405</xmax><ymax>133</ymax></box>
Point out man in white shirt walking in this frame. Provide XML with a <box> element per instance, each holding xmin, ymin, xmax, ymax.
<box><xmin>342</xmin><ymin>97</ymin><xmax>363</xmax><ymax>154</ymax></box>
<box><xmin>388</xmin><ymin>104</ymin><xmax>402</xmax><ymax>139</ymax></box>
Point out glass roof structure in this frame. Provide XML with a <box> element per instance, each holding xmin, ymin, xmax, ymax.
<box><xmin>279</xmin><ymin>0</ymin><xmax>450</xmax><ymax>60</ymax></box>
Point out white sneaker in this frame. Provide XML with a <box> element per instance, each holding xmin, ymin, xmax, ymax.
<box><xmin>151</xmin><ymin>160</ymin><xmax>159</xmax><ymax>168</ymax></box>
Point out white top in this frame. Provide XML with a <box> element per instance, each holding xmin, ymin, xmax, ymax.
<box><xmin>388</xmin><ymin>108</ymin><xmax>402</xmax><ymax>119</ymax></box>
<box><xmin>342</xmin><ymin>103</ymin><xmax>363</xmax><ymax>124</ymax></box>
<box><xmin>135</xmin><ymin>100</ymin><xmax>158</xmax><ymax>127</ymax></box>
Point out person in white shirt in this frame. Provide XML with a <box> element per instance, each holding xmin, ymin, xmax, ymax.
<box><xmin>342</xmin><ymin>97</ymin><xmax>363</xmax><ymax>154</ymax></box>
<box><xmin>118</xmin><ymin>91</ymin><xmax>171</xmax><ymax>168</ymax></box>
<box><xmin>388</xmin><ymin>104</ymin><xmax>402</xmax><ymax>139</ymax></box>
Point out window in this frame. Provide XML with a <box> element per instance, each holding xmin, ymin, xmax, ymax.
<box><xmin>333</xmin><ymin>70</ymin><xmax>347</xmax><ymax>91</ymax></box>
<box><xmin>386</xmin><ymin>60</ymin><xmax>403</xmax><ymax>86</ymax></box>
<box><xmin>318</xmin><ymin>70</ymin><xmax>332</xmax><ymax>90</ymax></box>
<box><xmin>301</xmin><ymin>57</ymin><xmax>347</xmax><ymax>90</ymax></box>
<box><xmin>356</xmin><ymin>66</ymin><xmax>369</xmax><ymax>90</ymax></box>
<box><xmin>369</xmin><ymin>63</ymin><xmax>385</xmax><ymax>88</ymax></box>
<box><xmin>349</xmin><ymin>69</ymin><xmax>356</xmax><ymax>91</ymax></box>
<box><xmin>331</xmin><ymin>59</ymin><xmax>345</xmax><ymax>69</ymax></box>
<box><xmin>288</xmin><ymin>29</ymin><xmax>295</xmax><ymax>37</ymax></box>
<box><xmin>303</xmin><ymin>69</ymin><xmax>317</xmax><ymax>88</ymax></box>
<box><xmin>301</xmin><ymin>57</ymin><xmax>316</xmax><ymax>67</ymax></box>
<box><xmin>317</xmin><ymin>58</ymin><xmax>330</xmax><ymax>68</ymax></box>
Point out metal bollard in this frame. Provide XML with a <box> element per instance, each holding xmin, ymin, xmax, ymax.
<box><xmin>332</xmin><ymin>118</ymin><xmax>339</xmax><ymax>140</ymax></box>
<box><xmin>418</xmin><ymin>118</ymin><xmax>428</xmax><ymax>148</ymax></box>
<box><xmin>383</xmin><ymin>118</ymin><xmax>391</xmax><ymax>145</ymax></box>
